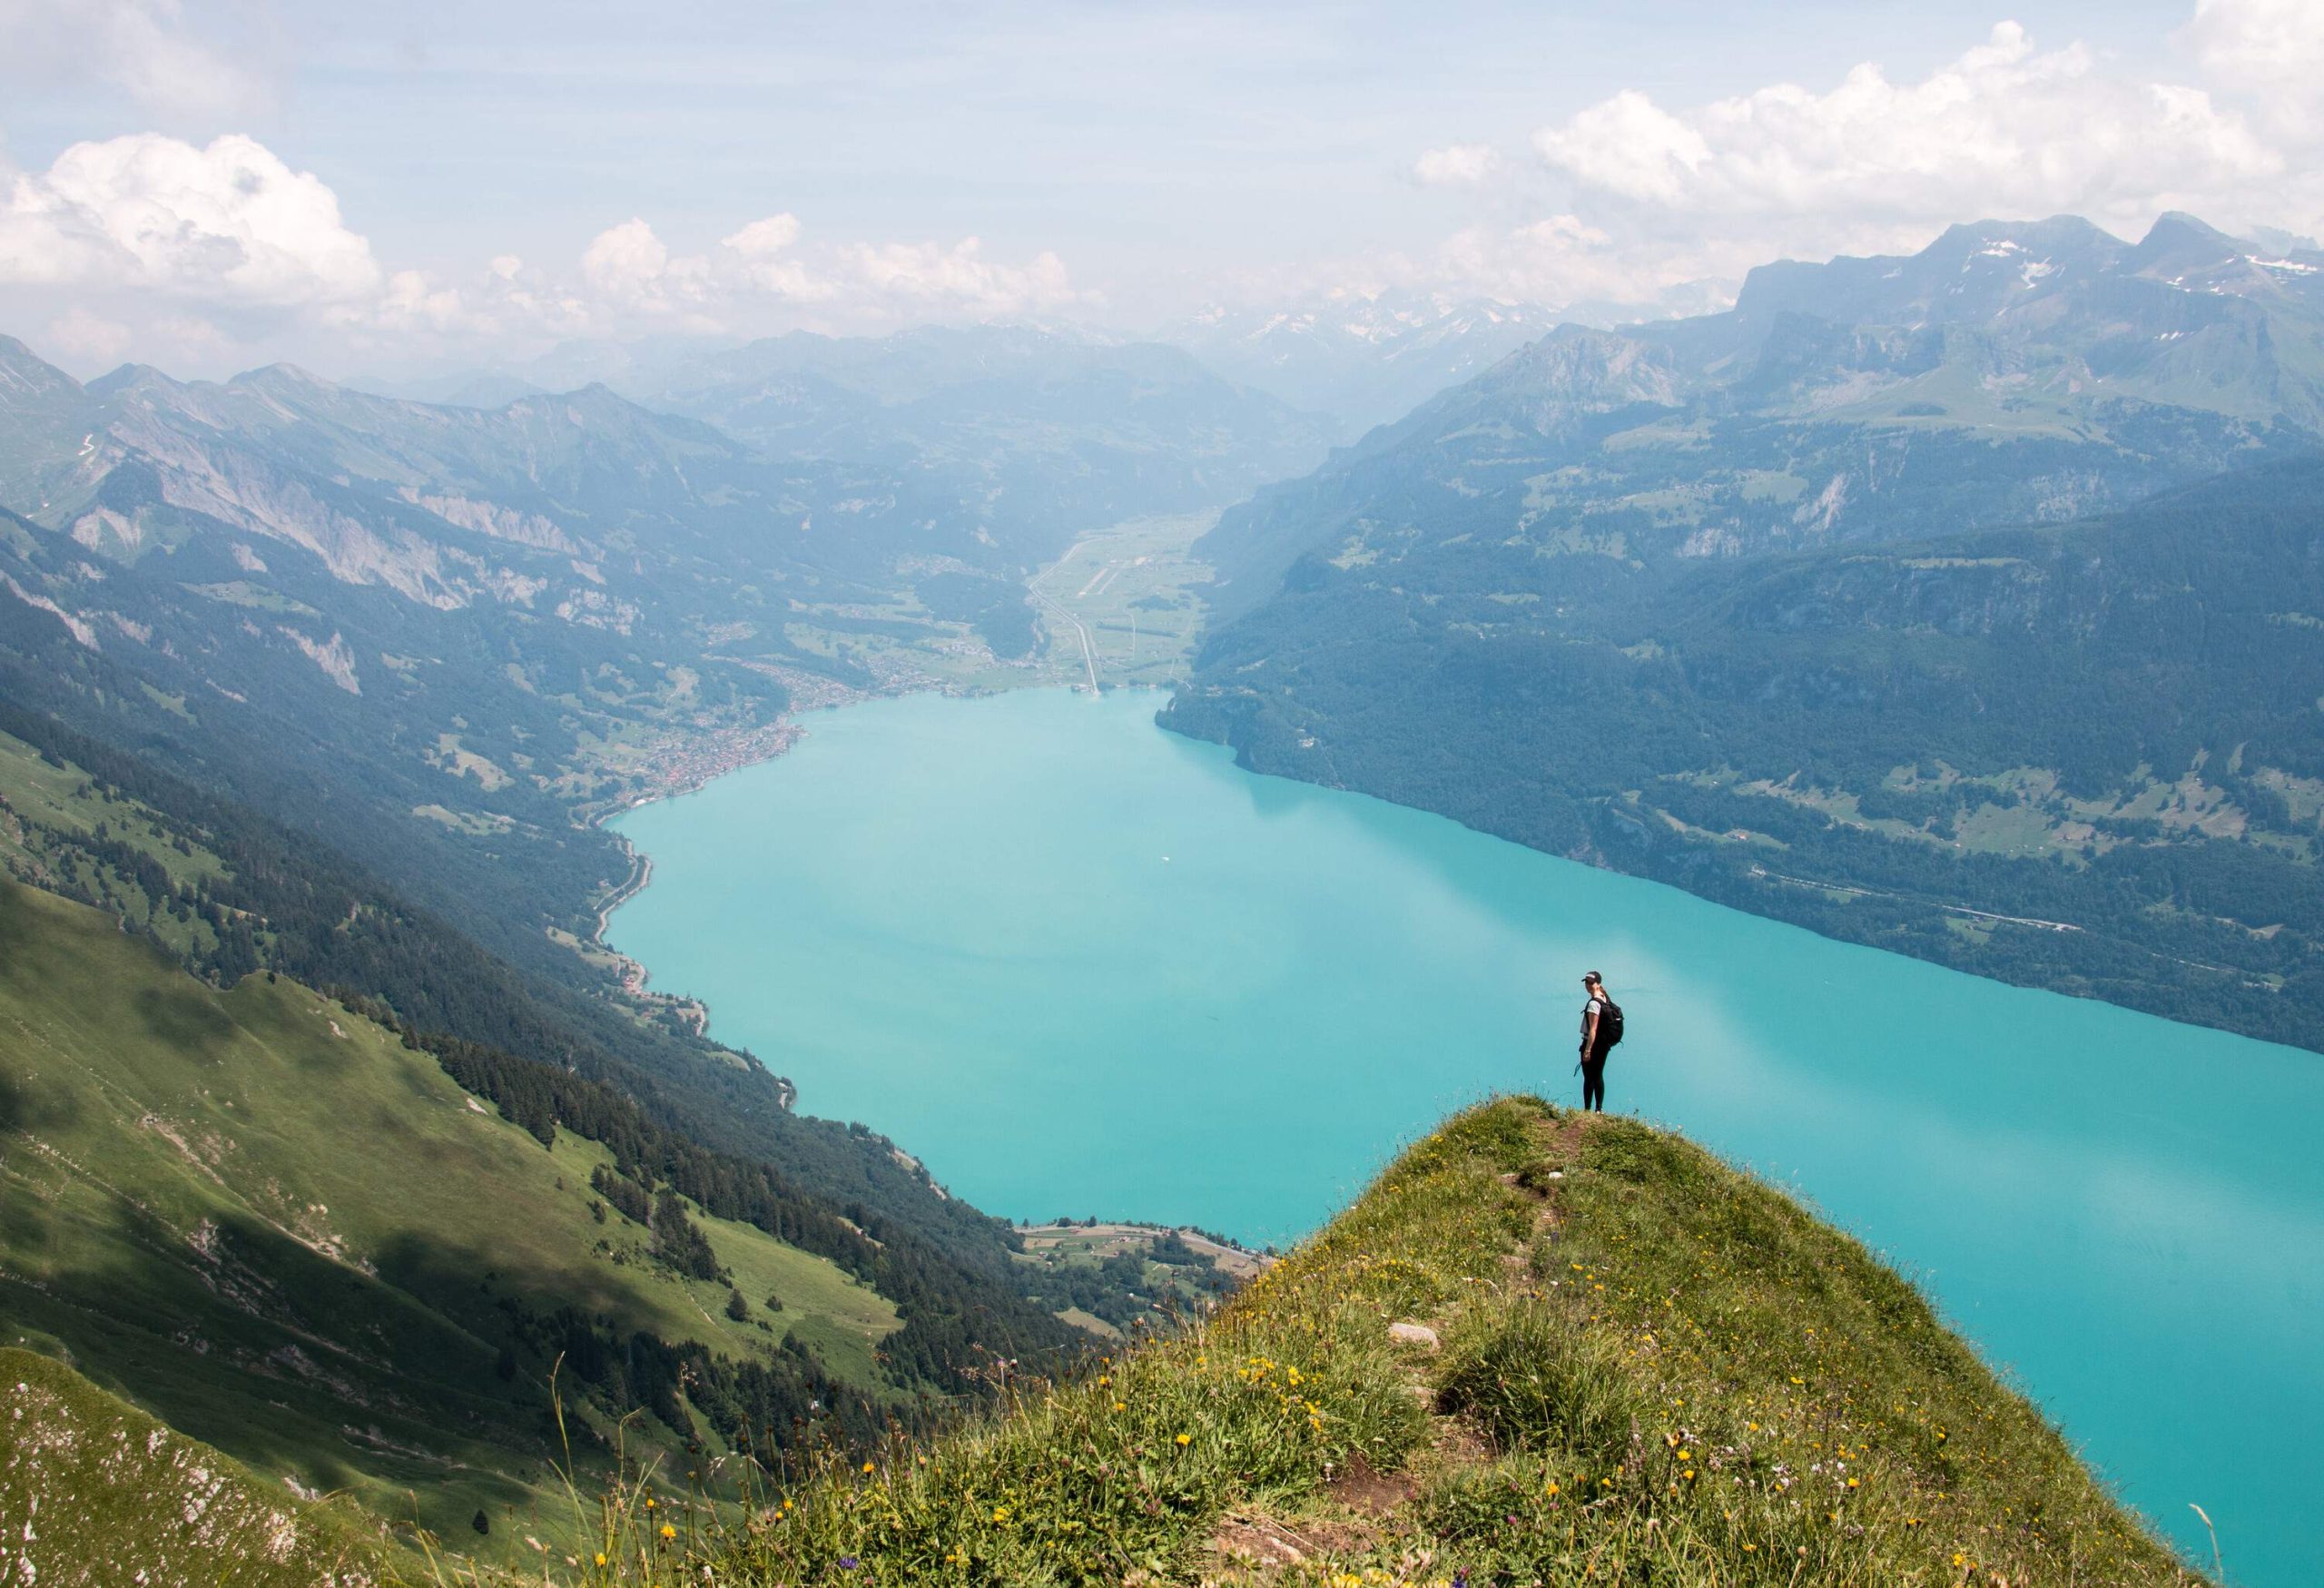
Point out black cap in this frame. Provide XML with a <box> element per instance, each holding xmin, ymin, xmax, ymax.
<box><xmin>1582</xmin><ymin>971</ymin><xmax>1601</xmax><ymax>985</ymax></box>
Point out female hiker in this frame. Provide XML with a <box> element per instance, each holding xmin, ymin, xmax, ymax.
<box><xmin>1577</xmin><ymin>971</ymin><xmax>1623</xmax><ymax>1112</ymax></box>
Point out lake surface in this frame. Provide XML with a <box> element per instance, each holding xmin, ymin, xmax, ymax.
<box><xmin>609</xmin><ymin>686</ymin><xmax>2324</xmax><ymax>1584</ymax></box>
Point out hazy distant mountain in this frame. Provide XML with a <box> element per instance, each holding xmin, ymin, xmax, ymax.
<box><xmin>626</xmin><ymin>324</ymin><xmax>1337</xmax><ymax>561</ymax></box>
<box><xmin>1196</xmin><ymin>212</ymin><xmax>2324</xmax><ymax>623</ymax></box>
<box><xmin>1163</xmin><ymin>290</ymin><xmax>1570</xmax><ymax>430</ymax></box>
<box><xmin>1168</xmin><ymin>212</ymin><xmax>2324</xmax><ymax>1055</ymax></box>
<box><xmin>350</xmin><ymin>370</ymin><xmax>549</xmax><ymax>408</ymax></box>
<box><xmin>362</xmin><ymin>323</ymin><xmax>1336</xmax><ymax>569</ymax></box>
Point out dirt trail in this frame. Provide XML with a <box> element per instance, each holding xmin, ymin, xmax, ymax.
<box><xmin>1204</xmin><ymin>1109</ymin><xmax>1602</xmax><ymax>1583</ymax></box>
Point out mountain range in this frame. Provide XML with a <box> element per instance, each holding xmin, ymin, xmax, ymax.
<box><xmin>5</xmin><ymin>206</ymin><xmax>2320</xmax><ymax>1570</ymax></box>
<box><xmin>1164</xmin><ymin>290</ymin><xmax>1569</xmax><ymax>430</ymax></box>
<box><xmin>0</xmin><ymin>323</ymin><xmax>1339</xmax><ymax>965</ymax></box>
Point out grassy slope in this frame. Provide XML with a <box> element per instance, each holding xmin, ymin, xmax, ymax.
<box><xmin>0</xmin><ymin>877</ymin><xmax>899</xmax><ymax>1552</ymax></box>
<box><xmin>0</xmin><ymin>723</ymin><xmax>224</xmax><ymax>960</ymax></box>
<box><xmin>598</xmin><ymin>1098</ymin><xmax>2195</xmax><ymax>1587</ymax></box>
<box><xmin>1</xmin><ymin>1345</ymin><xmax>391</xmax><ymax>1587</ymax></box>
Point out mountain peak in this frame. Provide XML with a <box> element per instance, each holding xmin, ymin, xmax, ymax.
<box><xmin>2127</xmin><ymin>211</ymin><xmax>2247</xmax><ymax>274</ymax></box>
<box><xmin>84</xmin><ymin>362</ymin><xmax>181</xmax><ymax>399</ymax></box>
<box><xmin>230</xmin><ymin>362</ymin><xmax>332</xmax><ymax>391</ymax></box>
<box><xmin>0</xmin><ymin>336</ymin><xmax>85</xmax><ymax>409</ymax></box>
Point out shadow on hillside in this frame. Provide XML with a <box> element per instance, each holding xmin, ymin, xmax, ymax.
<box><xmin>134</xmin><ymin>982</ymin><xmax>239</xmax><ymax>1060</ymax></box>
<box><xmin>0</xmin><ymin>880</ymin><xmax>35</xmax><ymax>968</ymax></box>
<box><xmin>6</xmin><ymin>1198</ymin><xmax>612</xmax><ymax>1536</ymax></box>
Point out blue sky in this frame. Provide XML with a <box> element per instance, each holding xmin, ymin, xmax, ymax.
<box><xmin>0</xmin><ymin>0</ymin><xmax>2310</xmax><ymax>377</ymax></box>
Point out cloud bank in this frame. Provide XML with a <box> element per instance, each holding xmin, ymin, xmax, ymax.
<box><xmin>4</xmin><ymin>0</ymin><xmax>2322</xmax><ymax>371</ymax></box>
<box><xmin>1403</xmin><ymin>2</ymin><xmax>2324</xmax><ymax>312</ymax></box>
<box><xmin>0</xmin><ymin>132</ymin><xmax>1090</xmax><ymax>373</ymax></box>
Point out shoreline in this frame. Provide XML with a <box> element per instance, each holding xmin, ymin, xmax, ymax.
<box><xmin>583</xmin><ymin>676</ymin><xmax>1187</xmax><ymax>958</ymax></box>
<box><xmin>577</xmin><ymin>678</ymin><xmax>1187</xmax><ymax>1119</ymax></box>
<box><xmin>576</xmin><ymin>665</ymin><xmax>876</xmax><ymax>989</ymax></box>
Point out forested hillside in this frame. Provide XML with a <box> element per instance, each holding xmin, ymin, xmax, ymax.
<box><xmin>1169</xmin><ymin>212</ymin><xmax>2324</xmax><ymax>1054</ymax></box>
<box><xmin>0</xmin><ymin>615</ymin><xmax>1206</xmax><ymax>1560</ymax></box>
<box><xmin>1172</xmin><ymin>454</ymin><xmax>2324</xmax><ymax>1050</ymax></box>
<box><xmin>0</xmin><ymin>877</ymin><xmax>910</xmax><ymax>1544</ymax></box>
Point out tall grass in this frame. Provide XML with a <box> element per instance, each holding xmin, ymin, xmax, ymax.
<box><xmin>400</xmin><ymin>1098</ymin><xmax>2204</xmax><ymax>1587</ymax></box>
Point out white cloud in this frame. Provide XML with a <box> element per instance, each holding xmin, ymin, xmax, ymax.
<box><xmin>723</xmin><ymin>213</ymin><xmax>803</xmax><ymax>257</ymax></box>
<box><xmin>1533</xmin><ymin>93</ymin><xmax>1709</xmax><ymax>206</ymax></box>
<box><xmin>0</xmin><ymin>125</ymin><xmax>1087</xmax><ymax>373</ymax></box>
<box><xmin>1532</xmin><ymin>24</ymin><xmax>2285</xmax><ymax>236</ymax></box>
<box><xmin>43</xmin><ymin>305</ymin><xmax>133</xmax><ymax>364</ymax></box>
<box><xmin>2181</xmin><ymin>0</ymin><xmax>2324</xmax><ymax>136</ymax></box>
<box><xmin>0</xmin><ymin>133</ymin><xmax>381</xmax><ymax>302</ymax></box>
<box><xmin>717</xmin><ymin>212</ymin><xmax>830</xmax><ymax>300</ymax></box>
<box><xmin>0</xmin><ymin>0</ymin><xmax>271</xmax><ymax>120</ymax></box>
<box><xmin>573</xmin><ymin>216</ymin><xmax>1081</xmax><ymax>327</ymax></box>
<box><xmin>579</xmin><ymin>217</ymin><xmax>673</xmax><ymax>303</ymax></box>
<box><xmin>1413</xmin><ymin>143</ymin><xmax>1501</xmax><ymax>188</ymax></box>
<box><xmin>1341</xmin><ymin>10</ymin><xmax>2324</xmax><ymax>319</ymax></box>
<box><xmin>1433</xmin><ymin>214</ymin><xmax>1628</xmax><ymax>301</ymax></box>
<box><xmin>843</xmin><ymin>237</ymin><xmax>1077</xmax><ymax>316</ymax></box>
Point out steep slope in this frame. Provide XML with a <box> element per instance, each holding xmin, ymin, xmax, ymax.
<box><xmin>1</xmin><ymin>1347</ymin><xmax>390</xmax><ymax>1587</ymax></box>
<box><xmin>1171</xmin><ymin>452</ymin><xmax>2324</xmax><ymax>1053</ymax></box>
<box><xmin>653</xmin><ymin>1099</ymin><xmax>2199</xmax><ymax>1586</ymax></box>
<box><xmin>0</xmin><ymin>336</ymin><xmax>818</xmax><ymax>975</ymax></box>
<box><xmin>0</xmin><ymin>877</ymin><xmax>909</xmax><ymax>1547</ymax></box>
<box><xmin>0</xmin><ymin>708</ymin><xmax>1196</xmax><ymax>1557</ymax></box>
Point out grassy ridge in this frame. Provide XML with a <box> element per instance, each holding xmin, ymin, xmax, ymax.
<box><xmin>0</xmin><ymin>878</ymin><xmax>901</xmax><ymax>1552</ymax></box>
<box><xmin>561</xmin><ymin>1098</ymin><xmax>2195</xmax><ymax>1586</ymax></box>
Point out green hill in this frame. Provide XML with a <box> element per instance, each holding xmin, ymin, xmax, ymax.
<box><xmin>633</xmin><ymin>1098</ymin><xmax>2198</xmax><ymax>1587</ymax></box>
<box><xmin>0</xmin><ymin>875</ymin><xmax>905</xmax><ymax>1552</ymax></box>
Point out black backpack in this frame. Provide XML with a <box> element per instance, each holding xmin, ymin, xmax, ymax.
<box><xmin>1594</xmin><ymin>998</ymin><xmax>1624</xmax><ymax>1053</ymax></box>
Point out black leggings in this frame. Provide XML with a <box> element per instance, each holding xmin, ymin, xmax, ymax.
<box><xmin>1580</xmin><ymin>1057</ymin><xmax>1607</xmax><ymax>1112</ymax></box>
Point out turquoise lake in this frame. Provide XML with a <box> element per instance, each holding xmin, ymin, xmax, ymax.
<box><xmin>608</xmin><ymin>686</ymin><xmax>2324</xmax><ymax>1584</ymax></box>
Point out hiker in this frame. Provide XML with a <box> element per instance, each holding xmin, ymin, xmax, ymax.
<box><xmin>1577</xmin><ymin>972</ymin><xmax>1623</xmax><ymax>1112</ymax></box>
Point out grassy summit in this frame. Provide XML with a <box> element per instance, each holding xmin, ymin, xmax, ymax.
<box><xmin>590</xmin><ymin>1098</ymin><xmax>2196</xmax><ymax>1586</ymax></box>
